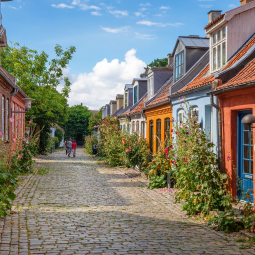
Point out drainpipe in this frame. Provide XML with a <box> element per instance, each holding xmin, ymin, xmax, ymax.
<box><xmin>210</xmin><ymin>94</ymin><xmax>222</xmax><ymax>173</ymax></box>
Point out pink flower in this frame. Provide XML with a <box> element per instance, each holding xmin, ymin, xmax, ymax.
<box><xmin>93</xmin><ymin>116</ymin><xmax>95</xmax><ymax>119</ymax></box>
<box><xmin>19</xmin><ymin>155</ymin><xmax>22</xmax><ymax>159</ymax></box>
<box><xmin>38</xmin><ymin>145</ymin><xmax>39</xmax><ymax>148</ymax></box>
<box><xmin>170</xmin><ymin>145</ymin><xmax>173</xmax><ymax>149</ymax></box>
<box><xmin>29</xmin><ymin>120</ymin><xmax>32</xmax><ymax>124</ymax></box>
<box><xmin>28</xmin><ymin>136</ymin><xmax>30</xmax><ymax>139</ymax></box>
<box><xmin>129</xmin><ymin>147</ymin><xmax>131</xmax><ymax>150</ymax></box>
<box><xmin>126</xmin><ymin>149</ymin><xmax>130</xmax><ymax>153</ymax></box>
<box><xmin>122</xmin><ymin>138</ymin><xmax>125</xmax><ymax>145</ymax></box>
<box><xmin>206</xmin><ymin>160</ymin><xmax>208</xmax><ymax>162</ymax></box>
<box><xmin>0</xmin><ymin>132</ymin><xmax>2</xmax><ymax>136</ymax></box>
<box><xmin>183</xmin><ymin>158</ymin><xmax>188</xmax><ymax>162</ymax></box>
<box><xmin>26</xmin><ymin>140</ymin><xmax>28</xmax><ymax>143</ymax></box>
<box><xmin>9</xmin><ymin>118</ymin><xmax>13</xmax><ymax>123</ymax></box>
<box><xmin>13</xmin><ymin>138</ymin><xmax>16</xmax><ymax>142</ymax></box>
<box><xmin>181</xmin><ymin>96</ymin><xmax>184</xmax><ymax>99</ymax></box>
<box><xmin>227</xmin><ymin>156</ymin><xmax>231</xmax><ymax>162</ymax></box>
<box><xmin>180</xmin><ymin>121</ymin><xmax>182</xmax><ymax>124</ymax></box>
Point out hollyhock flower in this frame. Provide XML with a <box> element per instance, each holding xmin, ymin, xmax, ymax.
<box><xmin>172</xmin><ymin>119</ymin><xmax>174</xmax><ymax>122</ymax></box>
<box><xmin>183</xmin><ymin>158</ymin><xmax>188</xmax><ymax>162</ymax></box>
<box><xmin>186</xmin><ymin>132</ymin><xmax>189</xmax><ymax>135</ymax></box>
<box><xmin>93</xmin><ymin>116</ymin><xmax>95</xmax><ymax>119</ymax></box>
<box><xmin>13</xmin><ymin>138</ymin><xmax>16</xmax><ymax>142</ymax></box>
<box><xmin>180</xmin><ymin>121</ymin><xmax>182</xmax><ymax>124</ymax></box>
<box><xmin>126</xmin><ymin>149</ymin><xmax>130</xmax><ymax>153</ymax></box>
<box><xmin>29</xmin><ymin>120</ymin><xmax>32</xmax><ymax>124</ymax></box>
<box><xmin>175</xmin><ymin>131</ymin><xmax>178</xmax><ymax>135</ymax></box>
<box><xmin>28</xmin><ymin>136</ymin><xmax>30</xmax><ymax>139</ymax></box>
<box><xmin>175</xmin><ymin>155</ymin><xmax>177</xmax><ymax>159</ymax></box>
<box><xmin>172</xmin><ymin>137</ymin><xmax>174</xmax><ymax>139</ymax></box>
<box><xmin>167</xmin><ymin>156</ymin><xmax>169</xmax><ymax>160</ymax></box>
<box><xmin>0</xmin><ymin>132</ymin><xmax>2</xmax><ymax>136</ymax></box>
<box><xmin>122</xmin><ymin>138</ymin><xmax>125</xmax><ymax>145</ymax></box>
<box><xmin>170</xmin><ymin>145</ymin><xmax>173</xmax><ymax>149</ymax></box>
<box><xmin>105</xmin><ymin>139</ymin><xmax>107</xmax><ymax>141</ymax></box>
<box><xmin>206</xmin><ymin>160</ymin><xmax>208</xmax><ymax>162</ymax></box>
<box><xmin>227</xmin><ymin>156</ymin><xmax>231</xmax><ymax>162</ymax></box>
<box><xmin>174</xmin><ymin>160</ymin><xmax>177</xmax><ymax>165</ymax></box>
<box><xmin>19</xmin><ymin>155</ymin><xmax>22</xmax><ymax>159</ymax></box>
<box><xmin>129</xmin><ymin>147</ymin><xmax>131</xmax><ymax>150</ymax></box>
<box><xmin>9</xmin><ymin>118</ymin><xmax>13</xmax><ymax>123</ymax></box>
<box><xmin>253</xmin><ymin>227</ymin><xmax>255</xmax><ymax>233</ymax></box>
<box><xmin>171</xmin><ymin>129</ymin><xmax>173</xmax><ymax>132</ymax></box>
<box><xmin>38</xmin><ymin>145</ymin><xmax>39</xmax><ymax>148</ymax></box>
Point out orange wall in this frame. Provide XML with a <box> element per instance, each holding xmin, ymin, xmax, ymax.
<box><xmin>145</xmin><ymin>103</ymin><xmax>172</xmax><ymax>155</ymax></box>
<box><xmin>217</xmin><ymin>86</ymin><xmax>255</xmax><ymax>202</ymax></box>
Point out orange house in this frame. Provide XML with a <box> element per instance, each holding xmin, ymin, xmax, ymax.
<box><xmin>143</xmin><ymin>78</ymin><xmax>173</xmax><ymax>154</ymax></box>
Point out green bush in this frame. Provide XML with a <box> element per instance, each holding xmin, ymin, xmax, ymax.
<box><xmin>84</xmin><ymin>135</ymin><xmax>98</xmax><ymax>155</ymax></box>
<box><xmin>148</xmin><ymin>175</ymin><xmax>167</xmax><ymax>190</ymax></box>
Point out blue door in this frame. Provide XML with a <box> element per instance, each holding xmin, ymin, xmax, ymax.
<box><xmin>238</xmin><ymin>110</ymin><xmax>254</xmax><ymax>201</ymax></box>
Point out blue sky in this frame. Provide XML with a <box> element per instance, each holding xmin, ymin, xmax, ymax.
<box><xmin>2</xmin><ymin>0</ymin><xmax>240</xmax><ymax>109</ymax></box>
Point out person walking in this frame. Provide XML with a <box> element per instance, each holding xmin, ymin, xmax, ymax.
<box><xmin>67</xmin><ymin>138</ymin><xmax>72</xmax><ymax>157</ymax></box>
<box><xmin>72</xmin><ymin>140</ymin><xmax>77</xmax><ymax>158</ymax></box>
<box><xmin>64</xmin><ymin>140</ymin><xmax>68</xmax><ymax>155</ymax></box>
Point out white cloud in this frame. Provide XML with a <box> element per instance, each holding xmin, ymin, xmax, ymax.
<box><xmin>134</xmin><ymin>12</ymin><xmax>145</xmax><ymax>17</ymax></box>
<box><xmin>51</xmin><ymin>3</ymin><xmax>74</xmax><ymax>9</ymax></box>
<box><xmin>65</xmin><ymin>49</ymin><xmax>146</xmax><ymax>109</ymax></box>
<box><xmin>109</xmin><ymin>10</ymin><xmax>128</xmax><ymax>17</ymax></box>
<box><xmin>101</xmin><ymin>26</ymin><xmax>130</xmax><ymax>33</ymax></box>
<box><xmin>200</xmin><ymin>4</ymin><xmax>213</xmax><ymax>8</ymax></box>
<box><xmin>79</xmin><ymin>4</ymin><xmax>101</xmax><ymax>10</ymax></box>
<box><xmin>135</xmin><ymin>32</ymin><xmax>157</xmax><ymax>40</ymax></box>
<box><xmin>159</xmin><ymin>6</ymin><xmax>170</xmax><ymax>10</ymax></box>
<box><xmin>140</xmin><ymin>3</ymin><xmax>151</xmax><ymax>6</ymax></box>
<box><xmin>229</xmin><ymin>4</ymin><xmax>237</xmax><ymax>8</ymax></box>
<box><xmin>137</xmin><ymin>20</ymin><xmax>184</xmax><ymax>27</ymax></box>
<box><xmin>91</xmin><ymin>11</ymin><xmax>102</xmax><ymax>16</ymax></box>
<box><xmin>9</xmin><ymin>6</ymin><xmax>17</xmax><ymax>9</ymax></box>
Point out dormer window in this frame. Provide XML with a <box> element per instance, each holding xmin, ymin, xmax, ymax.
<box><xmin>175</xmin><ymin>51</ymin><xmax>184</xmax><ymax>82</ymax></box>
<box><xmin>148</xmin><ymin>76</ymin><xmax>154</xmax><ymax>99</ymax></box>
<box><xmin>125</xmin><ymin>92</ymin><xmax>128</xmax><ymax>108</ymax></box>
<box><xmin>134</xmin><ymin>86</ymin><xmax>138</xmax><ymax>104</ymax></box>
<box><xmin>211</xmin><ymin>26</ymin><xmax>227</xmax><ymax>72</ymax></box>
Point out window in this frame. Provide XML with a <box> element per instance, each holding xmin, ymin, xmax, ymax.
<box><xmin>136</xmin><ymin>121</ymin><xmax>139</xmax><ymax>135</ymax></box>
<box><xmin>212</xmin><ymin>26</ymin><xmax>227</xmax><ymax>71</ymax></box>
<box><xmin>125</xmin><ymin>92</ymin><xmax>128</xmax><ymax>108</ymax></box>
<box><xmin>2</xmin><ymin>97</ymin><xmax>4</xmax><ymax>139</ymax></box>
<box><xmin>178</xmin><ymin>110</ymin><xmax>184</xmax><ymax>124</ymax></box>
<box><xmin>148</xmin><ymin>76</ymin><xmax>154</xmax><ymax>99</ymax></box>
<box><xmin>132</xmin><ymin>121</ymin><xmax>135</xmax><ymax>133</ymax></box>
<box><xmin>191</xmin><ymin>107</ymin><xmax>199</xmax><ymax>121</ymax></box>
<box><xmin>175</xmin><ymin>51</ymin><xmax>184</xmax><ymax>82</ymax></box>
<box><xmin>123</xmin><ymin>125</ymin><xmax>126</xmax><ymax>132</ymax></box>
<box><xmin>120</xmin><ymin>125</ymin><xmax>122</xmax><ymax>130</ymax></box>
<box><xmin>156</xmin><ymin>119</ymin><xmax>161</xmax><ymax>152</ymax></box>
<box><xmin>141</xmin><ymin>122</ymin><xmax>145</xmax><ymax>138</ymax></box>
<box><xmin>149</xmin><ymin>121</ymin><xmax>153</xmax><ymax>153</ymax></box>
<box><xmin>134</xmin><ymin>86</ymin><xmax>138</xmax><ymax>104</ymax></box>
<box><xmin>6</xmin><ymin>99</ymin><xmax>9</xmax><ymax>140</ymax></box>
<box><xmin>165</xmin><ymin>118</ymin><xmax>171</xmax><ymax>140</ymax></box>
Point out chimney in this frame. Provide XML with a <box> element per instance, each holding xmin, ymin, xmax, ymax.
<box><xmin>208</xmin><ymin>10</ymin><xmax>222</xmax><ymax>23</ymax></box>
<box><xmin>167</xmin><ymin>54</ymin><xmax>173</xmax><ymax>67</ymax></box>
<box><xmin>240</xmin><ymin>0</ymin><xmax>254</xmax><ymax>5</ymax></box>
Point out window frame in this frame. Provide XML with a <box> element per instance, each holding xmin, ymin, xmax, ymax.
<box><xmin>156</xmin><ymin>119</ymin><xmax>161</xmax><ymax>152</ymax></box>
<box><xmin>211</xmin><ymin>26</ymin><xmax>227</xmax><ymax>72</ymax></box>
<box><xmin>136</xmin><ymin>121</ymin><xmax>139</xmax><ymax>135</ymax></box>
<box><xmin>174</xmin><ymin>51</ymin><xmax>184</xmax><ymax>82</ymax></box>
<box><xmin>165</xmin><ymin>118</ymin><xmax>171</xmax><ymax>140</ymax></box>
<box><xmin>178</xmin><ymin>109</ymin><xmax>184</xmax><ymax>125</ymax></box>
<box><xmin>134</xmin><ymin>85</ymin><xmax>138</xmax><ymax>104</ymax></box>
<box><xmin>124</xmin><ymin>92</ymin><xmax>128</xmax><ymax>108</ymax></box>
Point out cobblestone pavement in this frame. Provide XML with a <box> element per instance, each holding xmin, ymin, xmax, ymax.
<box><xmin>0</xmin><ymin>148</ymin><xmax>254</xmax><ymax>255</ymax></box>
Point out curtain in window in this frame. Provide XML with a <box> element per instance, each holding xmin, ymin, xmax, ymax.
<box><xmin>156</xmin><ymin>119</ymin><xmax>161</xmax><ymax>152</ymax></box>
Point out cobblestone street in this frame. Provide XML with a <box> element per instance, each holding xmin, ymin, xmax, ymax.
<box><xmin>0</xmin><ymin>148</ymin><xmax>254</xmax><ymax>255</ymax></box>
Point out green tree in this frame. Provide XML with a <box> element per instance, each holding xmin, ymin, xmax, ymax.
<box><xmin>148</xmin><ymin>58</ymin><xmax>168</xmax><ymax>67</ymax></box>
<box><xmin>1</xmin><ymin>42</ymin><xmax>76</xmax><ymax>153</ymax></box>
<box><xmin>65</xmin><ymin>105</ymin><xmax>93</xmax><ymax>141</ymax></box>
<box><xmin>88</xmin><ymin>108</ymin><xmax>102</xmax><ymax>133</ymax></box>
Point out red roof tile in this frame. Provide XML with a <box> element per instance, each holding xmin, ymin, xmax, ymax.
<box><xmin>216</xmin><ymin>57</ymin><xmax>255</xmax><ymax>89</ymax></box>
<box><xmin>204</xmin><ymin>14</ymin><xmax>225</xmax><ymax>30</ymax></box>
<box><xmin>146</xmin><ymin>81</ymin><xmax>173</xmax><ymax>108</ymax></box>
<box><xmin>130</xmin><ymin>96</ymin><xmax>147</xmax><ymax>114</ymax></box>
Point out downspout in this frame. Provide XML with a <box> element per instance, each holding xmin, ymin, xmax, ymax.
<box><xmin>210</xmin><ymin>93</ymin><xmax>222</xmax><ymax>173</ymax></box>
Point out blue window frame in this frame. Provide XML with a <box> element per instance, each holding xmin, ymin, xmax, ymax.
<box><xmin>237</xmin><ymin>110</ymin><xmax>254</xmax><ymax>202</ymax></box>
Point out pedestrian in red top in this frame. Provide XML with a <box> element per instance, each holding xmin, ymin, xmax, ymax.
<box><xmin>72</xmin><ymin>140</ymin><xmax>77</xmax><ymax>158</ymax></box>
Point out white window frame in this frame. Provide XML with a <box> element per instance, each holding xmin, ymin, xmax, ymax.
<box><xmin>132</xmin><ymin>121</ymin><xmax>135</xmax><ymax>133</ymax></box>
<box><xmin>191</xmin><ymin>107</ymin><xmax>199</xmax><ymax>121</ymax></box>
<box><xmin>124</xmin><ymin>92</ymin><xmax>128</xmax><ymax>108</ymax></box>
<box><xmin>211</xmin><ymin>26</ymin><xmax>227</xmax><ymax>73</ymax></box>
<box><xmin>178</xmin><ymin>109</ymin><xmax>184</xmax><ymax>124</ymax></box>
<box><xmin>174</xmin><ymin>51</ymin><xmax>184</xmax><ymax>82</ymax></box>
<box><xmin>148</xmin><ymin>75</ymin><xmax>154</xmax><ymax>99</ymax></box>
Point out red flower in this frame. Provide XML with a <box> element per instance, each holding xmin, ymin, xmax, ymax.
<box><xmin>170</xmin><ymin>145</ymin><xmax>173</xmax><ymax>149</ymax></box>
<box><xmin>175</xmin><ymin>131</ymin><xmax>178</xmax><ymax>135</ymax></box>
<box><xmin>186</xmin><ymin>132</ymin><xmax>189</xmax><ymax>135</ymax></box>
<box><xmin>171</xmin><ymin>129</ymin><xmax>173</xmax><ymax>132</ymax></box>
<box><xmin>227</xmin><ymin>156</ymin><xmax>231</xmax><ymax>162</ymax></box>
<box><xmin>126</xmin><ymin>149</ymin><xmax>130</xmax><ymax>153</ymax></box>
<box><xmin>105</xmin><ymin>139</ymin><xmax>107</xmax><ymax>141</ymax></box>
<box><xmin>183</xmin><ymin>158</ymin><xmax>188</xmax><ymax>162</ymax></box>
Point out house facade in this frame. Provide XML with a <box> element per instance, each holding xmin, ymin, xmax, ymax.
<box><xmin>207</xmin><ymin>0</ymin><xmax>255</xmax><ymax>202</ymax></box>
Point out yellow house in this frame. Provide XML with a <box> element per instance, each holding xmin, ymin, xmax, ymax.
<box><xmin>143</xmin><ymin>79</ymin><xmax>173</xmax><ymax>154</ymax></box>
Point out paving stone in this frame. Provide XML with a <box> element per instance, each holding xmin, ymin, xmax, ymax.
<box><xmin>0</xmin><ymin>148</ymin><xmax>254</xmax><ymax>254</ymax></box>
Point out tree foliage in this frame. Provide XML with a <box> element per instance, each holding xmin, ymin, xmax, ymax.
<box><xmin>88</xmin><ymin>108</ymin><xmax>102</xmax><ymax>133</ymax></box>
<box><xmin>64</xmin><ymin>104</ymin><xmax>93</xmax><ymax>141</ymax></box>
<box><xmin>1</xmin><ymin>42</ymin><xmax>76</xmax><ymax>153</ymax></box>
<box><xmin>147</xmin><ymin>58</ymin><xmax>168</xmax><ymax>68</ymax></box>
